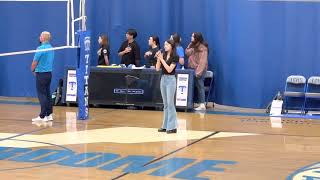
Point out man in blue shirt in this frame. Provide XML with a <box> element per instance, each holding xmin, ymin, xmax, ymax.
<box><xmin>31</xmin><ymin>31</ymin><xmax>54</xmax><ymax>122</ymax></box>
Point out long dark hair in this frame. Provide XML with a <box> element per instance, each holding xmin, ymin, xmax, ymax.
<box><xmin>100</xmin><ymin>35</ymin><xmax>110</xmax><ymax>57</ymax></box>
<box><xmin>171</xmin><ymin>33</ymin><xmax>181</xmax><ymax>47</ymax></box>
<box><xmin>100</xmin><ymin>35</ymin><xmax>109</xmax><ymax>47</ymax></box>
<box><xmin>163</xmin><ymin>39</ymin><xmax>177</xmax><ymax>59</ymax></box>
<box><xmin>191</xmin><ymin>32</ymin><xmax>209</xmax><ymax>53</ymax></box>
<box><xmin>151</xmin><ymin>35</ymin><xmax>161</xmax><ymax>49</ymax></box>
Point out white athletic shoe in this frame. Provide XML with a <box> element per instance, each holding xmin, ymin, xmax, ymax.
<box><xmin>32</xmin><ymin>116</ymin><xmax>47</xmax><ymax>122</ymax></box>
<box><xmin>193</xmin><ymin>103</ymin><xmax>200</xmax><ymax>108</ymax></box>
<box><xmin>45</xmin><ymin>114</ymin><xmax>53</xmax><ymax>121</ymax></box>
<box><xmin>194</xmin><ymin>103</ymin><xmax>206</xmax><ymax>111</ymax></box>
<box><xmin>32</xmin><ymin>121</ymin><xmax>43</xmax><ymax>127</ymax></box>
<box><xmin>32</xmin><ymin>121</ymin><xmax>53</xmax><ymax>127</ymax></box>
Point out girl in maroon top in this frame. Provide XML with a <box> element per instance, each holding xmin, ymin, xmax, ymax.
<box><xmin>185</xmin><ymin>32</ymin><xmax>209</xmax><ymax>111</ymax></box>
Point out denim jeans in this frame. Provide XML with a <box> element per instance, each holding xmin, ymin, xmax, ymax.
<box><xmin>160</xmin><ymin>75</ymin><xmax>177</xmax><ymax>130</ymax></box>
<box><xmin>195</xmin><ymin>72</ymin><xmax>206</xmax><ymax>104</ymax></box>
<box><xmin>36</xmin><ymin>72</ymin><xmax>52</xmax><ymax>118</ymax></box>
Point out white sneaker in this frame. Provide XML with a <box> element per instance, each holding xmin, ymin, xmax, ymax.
<box><xmin>32</xmin><ymin>116</ymin><xmax>47</xmax><ymax>122</ymax></box>
<box><xmin>45</xmin><ymin>114</ymin><xmax>53</xmax><ymax>121</ymax></box>
<box><xmin>32</xmin><ymin>121</ymin><xmax>53</xmax><ymax>127</ymax></box>
<box><xmin>32</xmin><ymin>121</ymin><xmax>43</xmax><ymax>127</ymax></box>
<box><xmin>194</xmin><ymin>103</ymin><xmax>206</xmax><ymax>111</ymax></box>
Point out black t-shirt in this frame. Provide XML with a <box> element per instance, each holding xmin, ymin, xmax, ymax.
<box><xmin>98</xmin><ymin>45</ymin><xmax>110</xmax><ymax>65</ymax></box>
<box><xmin>161</xmin><ymin>54</ymin><xmax>179</xmax><ymax>75</ymax></box>
<box><xmin>118</xmin><ymin>40</ymin><xmax>141</xmax><ymax>66</ymax></box>
<box><xmin>145</xmin><ymin>46</ymin><xmax>160</xmax><ymax>68</ymax></box>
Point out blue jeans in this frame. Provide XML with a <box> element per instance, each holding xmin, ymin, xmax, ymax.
<box><xmin>195</xmin><ymin>72</ymin><xmax>206</xmax><ymax>104</ymax></box>
<box><xmin>160</xmin><ymin>75</ymin><xmax>177</xmax><ymax>130</ymax></box>
<box><xmin>36</xmin><ymin>72</ymin><xmax>52</xmax><ymax>118</ymax></box>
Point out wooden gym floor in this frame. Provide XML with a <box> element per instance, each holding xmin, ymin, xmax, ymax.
<box><xmin>0</xmin><ymin>100</ymin><xmax>319</xmax><ymax>180</ymax></box>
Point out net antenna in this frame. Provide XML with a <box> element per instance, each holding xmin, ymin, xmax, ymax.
<box><xmin>71</xmin><ymin>0</ymin><xmax>87</xmax><ymax>46</ymax></box>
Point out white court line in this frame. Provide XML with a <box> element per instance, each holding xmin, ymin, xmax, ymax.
<box><xmin>0</xmin><ymin>46</ymin><xmax>78</xmax><ymax>57</ymax></box>
<box><xmin>0</xmin><ymin>127</ymin><xmax>260</xmax><ymax>148</ymax></box>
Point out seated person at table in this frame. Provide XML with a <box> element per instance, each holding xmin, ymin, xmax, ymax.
<box><xmin>118</xmin><ymin>29</ymin><xmax>141</xmax><ymax>67</ymax></box>
<box><xmin>97</xmin><ymin>35</ymin><xmax>110</xmax><ymax>66</ymax></box>
<box><xmin>170</xmin><ymin>33</ymin><xmax>185</xmax><ymax>69</ymax></box>
<box><xmin>144</xmin><ymin>35</ymin><xmax>160</xmax><ymax>68</ymax></box>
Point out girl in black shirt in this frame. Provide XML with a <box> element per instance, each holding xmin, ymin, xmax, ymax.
<box><xmin>144</xmin><ymin>35</ymin><xmax>160</xmax><ymax>68</ymax></box>
<box><xmin>155</xmin><ymin>39</ymin><xmax>178</xmax><ymax>134</ymax></box>
<box><xmin>97</xmin><ymin>35</ymin><xmax>110</xmax><ymax>66</ymax></box>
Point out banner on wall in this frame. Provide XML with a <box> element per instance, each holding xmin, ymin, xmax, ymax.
<box><xmin>66</xmin><ymin>70</ymin><xmax>77</xmax><ymax>102</ymax></box>
<box><xmin>176</xmin><ymin>74</ymin><xmax>189</xmax><ymax>107</ymax></box>
<box><xmin>77</xmin><ymin>31</ymin><xmax>91</xmax><ymax>120</ymax></box>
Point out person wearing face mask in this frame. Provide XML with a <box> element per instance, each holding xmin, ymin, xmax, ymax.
<box><xmin>144</xmin><ymin>35</ymin><xmax>160</xmax><ymax>68</ymax></box>
<box><xmin>155</xmin><ymin>39</ymin><xmax>179</xmax><ymax>134</ymax></box>
<box><xmin>118</xmin><ymin>28</ymin><xmax>141</xmax><ymax>66</ymax></box>
<box><xmin>97</xmin><ymin>35</ymin><xmax>110</xmax><ymax>66</ymax></box>
<box><xmin>185</xmin><ymin>32</ymin><xmax>209</xmax><ymax>111</ymax></box>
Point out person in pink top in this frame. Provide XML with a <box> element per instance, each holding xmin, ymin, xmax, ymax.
<box><xmin>185</xmin><ymin>32</ymin><xmax>209</xmax><ymax>111</ymax></box>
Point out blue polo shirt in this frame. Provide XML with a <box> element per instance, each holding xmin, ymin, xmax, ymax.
<box><xmin>176</xmin><ymin>46</ymin><xmax>184</xmax><ymax>69</ymax></box>
<box><xmin>33</xmin><ymin>42</ymin><xmax>54</xmax><ymax>72</ymax></box>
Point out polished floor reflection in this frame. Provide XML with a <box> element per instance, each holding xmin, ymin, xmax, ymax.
<box><xmin>0</xmin><ymin>103</ymin><xmax>319</xmax><ymax>180</ymax></box>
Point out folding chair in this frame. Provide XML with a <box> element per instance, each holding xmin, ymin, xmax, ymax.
<box><xmin>283</xmin><ymin>75</ymin><xmax>306</xmax><ymax>114</ymax></box>
<box><xmin>204</xmin><ymin>70</ymin><xmax>214</xmax><ymax>107</ymax></box>
<box><xmin>304</xmin><ymin>76</ymin><xmax>320</xmax><ymax>113</ymax></box>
